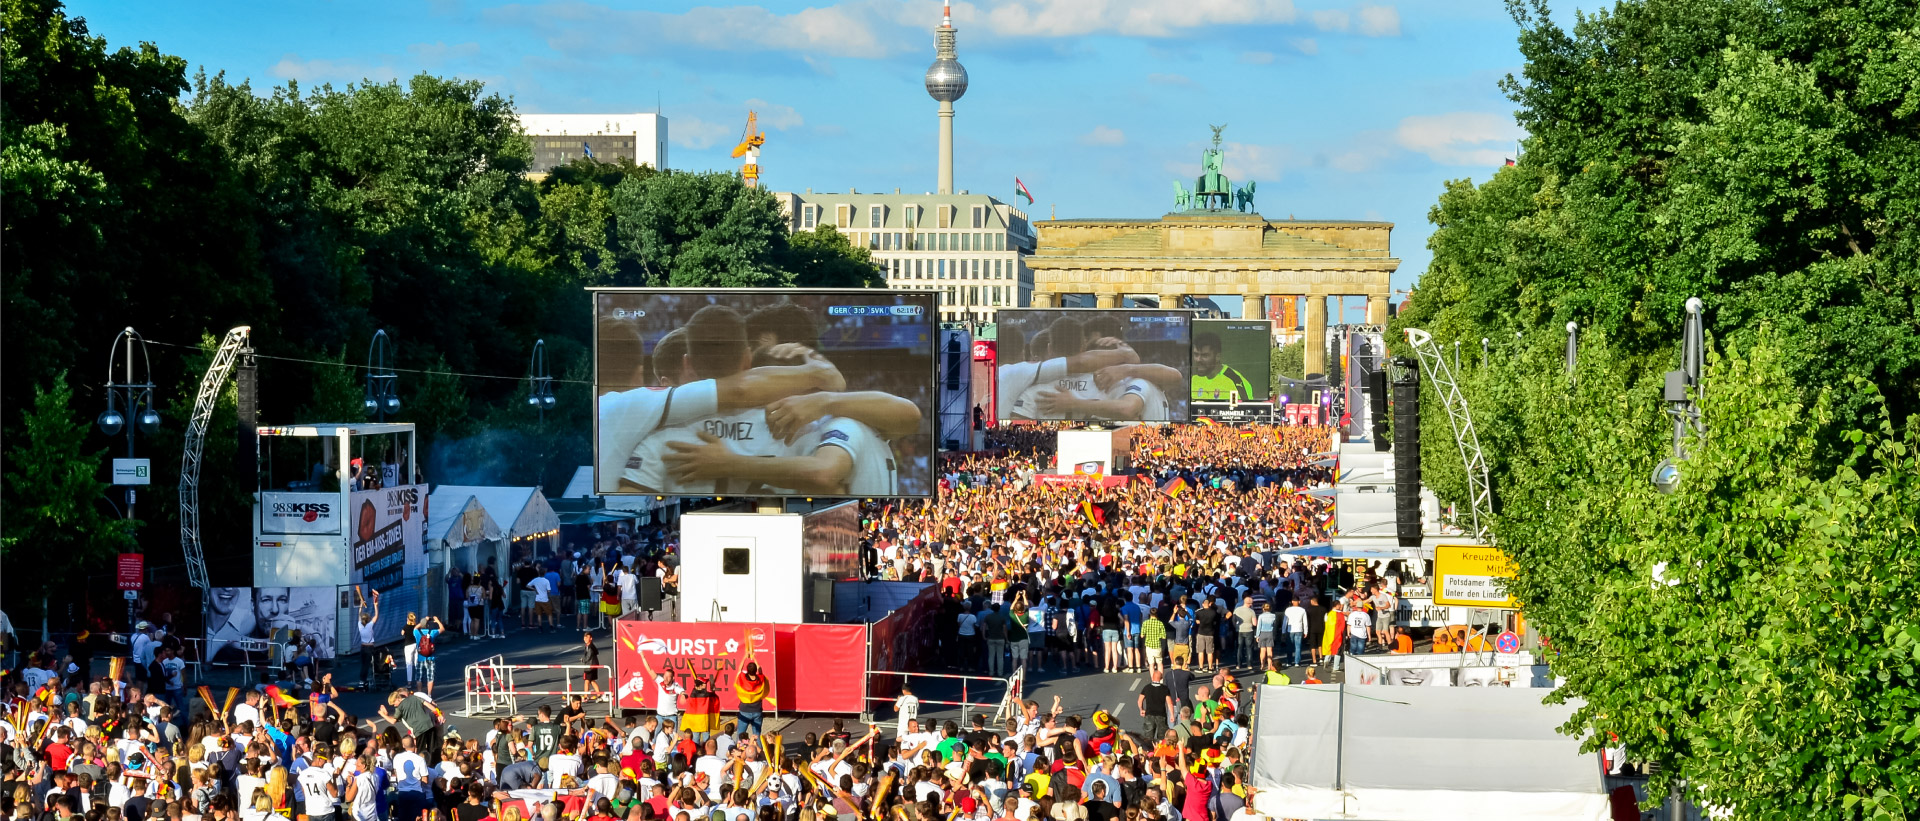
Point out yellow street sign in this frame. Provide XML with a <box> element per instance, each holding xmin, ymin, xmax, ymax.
<box><xmin>1433</xmin><ymin>543</ymin><xmax>1519</xmax><ymax>608</ymax></box>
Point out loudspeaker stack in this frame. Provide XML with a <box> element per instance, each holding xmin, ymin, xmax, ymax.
<box><xmin>1391</xmin><ymin>357</ymin><xmax>1423</xmax><ymax>547</ymax></box>
<box><xmin>1368</xmin><ymin>369</ymin><xmax>1390</xmax><ymax>451</ymax></box>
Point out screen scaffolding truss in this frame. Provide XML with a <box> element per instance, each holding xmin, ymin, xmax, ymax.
<box><xmin>1404</xmin><ymin>328</ymin><xmax>1492</xmax><ymax>542</ymax></box>
<box><xmin>179</xmin><ymin>326</ymin><xmax>252</xmax><ymax>590</ymax></box>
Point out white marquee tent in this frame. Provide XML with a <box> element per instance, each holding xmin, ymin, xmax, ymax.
<box><xmin>1249</xmin><ymin>684</ymin><xmax>1609</xmax><ymax>821</ymax></box>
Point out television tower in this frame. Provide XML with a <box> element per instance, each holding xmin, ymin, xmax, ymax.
<box><xmin>925</xmin><ymin>2</ymin><xmax>967</xmax><ymax>194</ymax></box>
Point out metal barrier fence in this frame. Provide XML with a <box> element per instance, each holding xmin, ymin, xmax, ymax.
<box><xmin>866</xmin><ymin>668</ymin><xmax>1022</xmax><ymax>726</ymax></box>
<box><xmin>457</xmin><ymin>663</ymin><xmax>611</xmax><ymax>717</ymax></box>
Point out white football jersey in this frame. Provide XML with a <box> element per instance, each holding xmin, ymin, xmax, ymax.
<box><xmin>790</xmin><ymin>417</ymin><xmax>896</xmax><ymax>496</ymax></box>
<box><xmin>1104</xmin><ymin>377</ymin><xmax>1170</xmax><ymax>422</ymax></box>
<box><xmin>622</xmin><ymin>408</ymin><xmax>783</xmax><ymax>494</ymax></box>
<box><xmin>998</xmin><ymin>358</ymin><xmax>1068</xmax><ymax>417</ymax></box>
<box><xmin>1011</xmin><ymin>371</ymin><xmax>1102</xmax><ymax>420</ymax></box>
<box><xmin>596</xmin><ymin>381</ymin><xmax>718</xmax><ymax>492</ymax></box>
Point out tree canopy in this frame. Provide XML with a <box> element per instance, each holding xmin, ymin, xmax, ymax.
<box><xmin>0</xmin><ymin>0</ymin><xmax>880</xmax><ymax>606</ymax></box>
<box><xmin>1391</xmin><ymin>0</ymin><xmax>1920</xmax><ymax>815</ymax></box>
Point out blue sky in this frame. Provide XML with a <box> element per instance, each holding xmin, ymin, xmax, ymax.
<box><xmin>78</xmin><ymin>0</ymin><xmax>1543</xmax><ymax>319</ymax></box>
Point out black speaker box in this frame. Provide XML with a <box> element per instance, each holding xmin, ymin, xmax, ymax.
<box><xmin>638</xmin><ymin>576</ymin><xmax>663</xmax><ymax>611</ymax></box>
<box><xmin>1368</xmin><ymin>370</ymin><xmax>1390</xmax><ymax>451</ymax></box>
<box><xmin>1391</xmin><ymin>358</ymin><xmax>1422</xmax><ymax>547</ymax></box>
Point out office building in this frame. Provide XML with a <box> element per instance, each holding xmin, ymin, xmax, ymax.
<box><xmin>770</xmin><ymin>190</ymin><xmax>1035</xmax><ymax>324</ymax></box>
<box><xmin>518</xmin><ymin>113</ymin><xmax>668</xmax><ymax>176</ymax></box>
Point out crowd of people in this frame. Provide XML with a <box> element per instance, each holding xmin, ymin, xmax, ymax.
<box><xmin>0</xmin><ymin>422</ymin><xmax>1423</xmax><ymax>821</ymax></box>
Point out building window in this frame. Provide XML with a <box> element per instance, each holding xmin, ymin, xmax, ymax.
<box><xmin>870</xmin><ymin>233</ymin><xmax>879</xmax><ymax>250</ymax></box>
<box><xmin>938</xmin><ymin>260</ymin><xmax>947</xmax><ymax>279</ymax></box>
<box><xmin>993</xmin><ymin>259</ymin><xmax>1001</xmax><ymax>279</ymax></box>
<box><xmin>870</xmin><ymin>205</ymin><xmax>883</xmax><ymax>228</ymax></box>
<box><xmin>904</xmin><ymin>206</ymin><xmax>919</xmax><ymax>229</ymax></box>
<box><xmin>938</xmin><ymin>205</ymin><xmax>952</xmax><ymax>229</ymax></box>
<box><xmin>802</xmin><ymin>205</ymin><xmax>816</xmax><ymax>229</ymax></box>
<box><xmin>972</xmin><ymin>206</ymin><xmax>984</xmax><ymax>228</ymax></box>
<box><xmin>836</xmin><ymin>205</ymin><xmax>851</xmax><ymax>228</ymax></box>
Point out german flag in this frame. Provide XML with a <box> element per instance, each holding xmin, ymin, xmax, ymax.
<box><xmin>1159</xmin><ymin>477</ymin><xmax>1189</xmax><ymax>498</ymax></box>
<box><xmin>1079</xmin><ymin>500</ymin><xmax>1116</xmax><ymax>527</ymax></box>
<box><xmin>1239</xmin><ymin>431</ymin><xmax>1256</xmax><ymax>439</ymax></box>
<box><xmin>265</xmin><ymin>685</ymin><xmax>300</xmax><ymax>708</ymax></box>
<box><xmin>1196</xmin><ymin>418</ymin><xmax>1218</xmax><ymax>427</ymax></box>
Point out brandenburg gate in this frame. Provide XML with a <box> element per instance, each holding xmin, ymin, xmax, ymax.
<box><xmin>1026</xmin><ymin>128</ymin><xmax>1397</xmax><ymax>377</ymax></box>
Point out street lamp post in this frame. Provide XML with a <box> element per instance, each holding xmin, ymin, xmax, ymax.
<box><xmin>527</xmin><ymin>339</ymin><xmax>556</xmax><ymax>490</ymax></box>
<box><xmin>1652</xmin><ymin>299</ymin><xmax>1705</xmax><ymax>493</ymax></box>
<box><xmin>99</xmin><ymin>327</ymin><xmax>161</xmax><ymax>630</ymax></box>
<box><xmin>364</xmin><ymin>330</ymin><xmax>401</xmax><ymax>421</ymax></box>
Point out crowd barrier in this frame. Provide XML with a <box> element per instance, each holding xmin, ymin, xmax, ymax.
<box><xmin>457</xmin><ymin>661</ymin><xmax>610</xmax><ymax>717</ymax></box>
<box><xmin>865</xmin><ymin>667</ymin><xmax>1023</xmax><ymax>725</ymax></box>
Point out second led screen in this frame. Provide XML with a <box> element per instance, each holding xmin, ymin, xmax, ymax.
<box><xmin>996</xmin><ymin>309</ymin><xmax>1192</xmax><ymax>423</ymax></box>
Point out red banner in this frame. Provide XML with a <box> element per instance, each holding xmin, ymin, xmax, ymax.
<box><xmin>867</xmin><ymin>584</ymin><xmax>943</xmax><ymax>701</ymax></box>
<box><xmin>116</xmin><ymin>554</ymin><xmax>143</xmax><ymax>591</ymax></box>
<box><xmin>971</xmin><ymin>340</ymin><xmax>996</xmax><ymax>361</ymax></box>
<box><xmin>613</xmin><ymin>620</ymin><xmax>775</xmax><ymax>712</ymax></box>
<box><xmin>773</xmin><ymin>624</ymin><xmax>866</xmax><ymax>713</ymax></box>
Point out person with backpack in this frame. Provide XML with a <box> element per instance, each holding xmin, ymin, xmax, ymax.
<box><xmin>411</xmin><ymin>617</ymin><xmax>443</xmax><ymax>697</ymax></box>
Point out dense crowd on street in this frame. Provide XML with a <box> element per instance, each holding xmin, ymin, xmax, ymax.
<box><xmin>0</xmin><ymin>423</ymin><xmax>1420</xmax><ymax>821</ymax></box>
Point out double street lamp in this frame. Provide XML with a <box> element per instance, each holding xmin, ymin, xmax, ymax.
<box><xmin>365</xmin><ymin>329</ymin><xmax>401</xmax><ymax>420</ymax></box>
<box><xmin>99</xmin><ymin>327</ymin><xmax>161</xmax><ymax>629</ymax></box>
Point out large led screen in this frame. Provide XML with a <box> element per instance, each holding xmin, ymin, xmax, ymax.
<box><xmin>1191</xmin><ymin>319</ymin><xmax>1273</xmax><ymax>402</ymax></box>
<box><xmin>996</xmin><ymin>309</ymin><xmax>1192</xmax><ymax>423</ymax></box>
<box><xmin>594</xmin><ymin>289</ymin><xmax>936</xmax><ymax>498</ymax></box>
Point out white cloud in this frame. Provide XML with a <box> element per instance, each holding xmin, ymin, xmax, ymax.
<box><xmin>1310</xmin><ymin>9</ymin><xmax>1350</xmax><ymax>31</ymax></box>
<box><xmin>1239</xmin><ymin>50</ymin><xmax>1276</xmax><ymax>64</ymax></box>
<box><xmin>1080</xmin><ymin>125</ymin><xmax>1127</xmax><ymax>146</ymax></box>
<box><xmin>745</xmin><ymin>100</ymin><xmax>805</xmax><ymax>131</ymax></box>
<box><xmin>1394</xmin><ymin>112</ymin><xmax>1524</xmax><ymax>166</ymax></box>
<box><xmin>1167</xmin><ymin>141</ymin><xmax>1289</xmax><ymax>181</ymax></box>
<box><xmin>1289</xmin><ymin>37</ymin><xmax>1319</xmax><ymax>54</ymax></box>
<box><xmin>670</xmin><ymin>115</ymin><xmax>733</xmax><ymax>150</ymax></box>
<box><xmin>269</xmin><ymin>54</ymin><xmax>399</xmax><ymax>83</ymax></box>
<box><xmin>1357</xmin><ymin>5</ymin><xmax>1401</xmax><ymax>36</ymax></box>
<box><xmin>982</xmin><ymin>0</ymin><xmax>1299</xmax><ymax>37</ymax></box>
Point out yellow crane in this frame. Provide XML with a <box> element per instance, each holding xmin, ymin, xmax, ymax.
<box><xmin>731</xmin><ymin>111</ymin><xmax>765</xmax><ymax>187</ymax></box>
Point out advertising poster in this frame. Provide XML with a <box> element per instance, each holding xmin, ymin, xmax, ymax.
<box><xmin>259</xmin><ymin>491</ymin><xmax>342</xmax><ymax>534</ymax></box>
<box><xmin>348</xmin><ymin>484</ymin><xmax>425</xmax><ymax>646</ymax></box>
<box><xmin>614</xmin><ymin>620</ymin><xmax>775</xmax><ymax>712</ymax></box>
<box><xmin>592</xmin><ymin>289</ymin><xmax>937</xmax><ymax>498</ymax></box>
<box><xmin>204</xmin><ymin>586</ymin><xmax>339</xmax><ymax>663</ymax></box>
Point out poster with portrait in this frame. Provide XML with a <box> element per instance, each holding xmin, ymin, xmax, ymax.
<box><xmin>347</xmin><ymin>484</ymin><xmax>426</xmax><ymax>647</ymax></box>
<box><xmin>204</xmin><ymin>587</ymin><xmax>339</xmax><ymax>663</ymax></box>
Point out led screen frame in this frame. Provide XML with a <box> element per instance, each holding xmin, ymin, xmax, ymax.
<box><xmin>591</xmin><ymin>288</ymin><xmax>937</xmax><ymax>499</ymax></box>
<box><xmin>994</xmin><ymin>308</ymin><xmax>1196</xmax><ymax>423</ymax></box>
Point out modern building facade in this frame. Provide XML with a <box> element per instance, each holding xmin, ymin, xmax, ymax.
<box><xmin>769</xmin><ymin>190</ymin><xmax>1035</xmax><ymax>324</ymax></box>
<box><xmin>518</xmin><ymin>113</ymin><xmax>668</xmax><ymax>176</ymax></box>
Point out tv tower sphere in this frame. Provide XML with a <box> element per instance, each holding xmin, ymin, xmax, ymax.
<box><xmin>925</xmin><ymin>57</ymin><xmax>967</xmax><ymax>102</ymax></box>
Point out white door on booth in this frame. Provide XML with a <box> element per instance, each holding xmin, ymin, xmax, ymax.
<box><xmin>714</xmin><ymin>537</ymin><xmax>757</xmax><ymax>621</ymax></box>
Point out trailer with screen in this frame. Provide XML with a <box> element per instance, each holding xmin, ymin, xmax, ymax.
<box><xmin>995</xmin><ymin>308</ymin><xmax>1192</xmax><ymax>422</ymax></box>
<box><xmin>593</xmin><ymin>289</ymin><xmax>936</xmax><ymax>498</ymax></box>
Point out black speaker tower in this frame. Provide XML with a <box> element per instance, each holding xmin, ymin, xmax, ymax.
<box><xmin>1368</xmin><ymin>370</ymin><xmax>1390</xmax><ymax>451</ymax></box>
<box><xmin>1391</xmin><ymin>357</ymin><xmax>1422</xmax><ymax>547</ymax></box>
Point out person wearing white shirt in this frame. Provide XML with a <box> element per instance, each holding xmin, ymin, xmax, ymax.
<box><xmin>1283</xmin><ymin>600</ymin><xmax>1310</xmax><ymax>667</ymax></box>
<box><xmin>545</xmin><ymin>742</ymin><xmax>583</xmax><ymax>787</ymax></box>
<box><xmin>391</xmin><ymin>737</ymin><xmax>433</xmax><ymax>821</ymax></box>
<box><xmin>345</xmin><ymin>756</ymin><xmax>381</xmax><ymax>821</ymax></box>
<box><xmin>298</xmin><ymin>753</ymin><xmax>341</xmax><ymax>821</ymax></box>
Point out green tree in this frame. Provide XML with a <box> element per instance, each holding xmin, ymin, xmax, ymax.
<box><xmin>0</xmin><ymin>376</ymin><xmax>138</xmax><ymax>622</ymax></box>
<box><xmin>785</xmin><ymin>223</ymin><xmax>883</xmax><ymax>288</ymax></box>
<box><xmin>1270</xmin><ymin>339</ymin><xmax>1304</xmax><ymax>383</ymax></box>
<box><xmin>610</xmin><ymin>170</ymin><xmax>794</xmax><ymax>287</ymax></box>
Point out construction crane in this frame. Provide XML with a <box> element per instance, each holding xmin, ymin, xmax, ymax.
<box><xmin>1404</xmin><ymin>327</ymin><xmax>1494</xmax><ymax>542</ymax></box>
<box><xmin>731</xmin><ymin>111</ymin><xmax>765</xmax><ymax>188</ymax></box>
<box><xmin>179</xmin><ymin>326</ymin><xmax>252</xmax><ymax>590</ymax></box>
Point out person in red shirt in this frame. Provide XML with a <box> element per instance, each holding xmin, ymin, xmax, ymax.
<box><xmin>44</xmin><ymin>727</ymin><xmax>75</xmax><ymax>772</ymax></box>
<box><xmin>1178</xmin><ymin>747</ymin><xmax>1213</xmax><ymax>821</ymax></box>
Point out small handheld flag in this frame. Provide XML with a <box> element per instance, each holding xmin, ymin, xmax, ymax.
<box><xmin>1015</xmin><ymin>178</ymin><xmax>1034</xmax><ymax>205</ymax></box>
<box><xmin>1159</xmin><ymin>477</ymin><xmax>1189</xmax><ymax>498</ymax></box>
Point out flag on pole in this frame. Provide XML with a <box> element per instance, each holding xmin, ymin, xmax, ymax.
<box><xmin>1015</xmin><ymin>178</ymin><xmax>1034</xmax><ymax>205</ymax></box>
<box><xmin>1503</xmin><ymin>158</ymin><xmax>1516</xmax><ymax>166</ymax></box>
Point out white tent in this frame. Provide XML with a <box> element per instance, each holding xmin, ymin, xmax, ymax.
<box><xmin>425</xmin><ymin>491</ymin><xmax>504</xmax><ymax>576</ymax></box>
<box><xmin>1250</xmin><ymin>684</ymin><xmax>1608</xmax><ymax>821</ymax></box>
<box><xmin>433</xmin><ymin>485</ymin><xmax>560</xmax><ymax>564</ymax></box>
